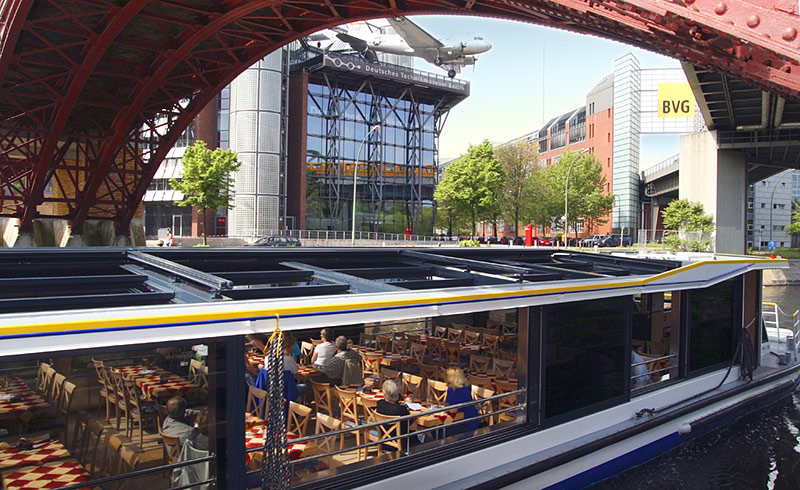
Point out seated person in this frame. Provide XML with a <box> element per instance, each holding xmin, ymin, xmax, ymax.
<box><xmin>631</xmin><ymin>349</ymin><xmax>649</xmax><ymax>389</ymax></box>
<box><xmin>284</xmin><ymin>331</ymin><xmax>301</xmax><ymax>361</ymax></box>
<box><xmin>163</xmin><ymin>396</ymin><xmax>205</xmax><ymax>449</ymax></box>
<box><xmin>376</xmin><ymin>379</ymin><xmax>420</xmax><ymax>449</ymax></box>
<box><xmin>245</xmin><ymin>333</ymin><xmax>268</xmax><ymax>353</ymax></box>
<box><xmin>283</xmin><ymin>338</ymin><xmax>306</xmax><ymax>402</ymax></box>
<box><xmin>317</xmin><ymin>336</ymin><xmax>362</xmax><ymax>386</ymax></box>
<box><xmin>310</xmin><ymin>328</ymin><xmax>337</xmax><ymax>368</ymax></box>
<box><xmin>445</xmin><ymin>367</ymin><xmax>480</xmax><ymax>435</ymax></box>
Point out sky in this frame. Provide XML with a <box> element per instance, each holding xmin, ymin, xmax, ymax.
<box><xmin>398</xmin><ymin>16</ymin><xmax>684</xmax><ymax>167</ymax></box>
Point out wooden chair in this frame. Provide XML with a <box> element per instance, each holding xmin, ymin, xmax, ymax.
<box><xmin>375</xmin><ymin>335</ymin><xmax>392</xmax><ymax>353</ymax></box>
<box><xmin>359</xmin><ymin>332</ymin><xmax>376</xmax><ymax>348</ymax></box>
<box><xmin>433</xmin><ymin>325</ymin><xmax>447</xmax><ymax>338</ymax></box>
<box><xmin>426</xmin><ymin>337</ymin><xmax>445</xmax><ymax>365</ymax></box>
<box><xmin>50</xmin><ymin>372</ymin><xmax>66</xmax><ymax>406</ymax></box>
<box><xmin>300</xmin><ymin>341</ymin><xmax>314</xmax><ymax>364</ymax></box>
<box><xmin>188</xmin><ymin>359</ymin><xmax>203</xmax><ymax>383</ymax></box>
<box><xmin>246</xmin><ymin>385</ymin><xmax>268</xmax><ymax>419</ymax></box>
<box><xmin>402</xmin><ymin>373</ymin><xmax>425</xmax><ymax>402</ymax></box>
<box><xmin>92</xmin><ymin>360</ymin><xmax>113</xmax><ymax>421</ymax></box>
<box><xmin>464</xmin><ymin>330</ymin><xmax>481</xmax><ymax>344</ymax></box>
<box><xmin>335</xmin><ymin>386</ymin><xmax>364</xmax><ymax>459</ymax></box>
<box><xmin>123</xmin><ymin>378</ymin><xmax>157</xmax><ymax>446</ymax></box>
<box><xmin>392</xmin><ymin>339</ymin><xmax>409</xmax><ymax>355</ymax></box>
<box><xmin>84</xmin><ymin>417</ymin><xmax>108</xmax><ymax>479</ymax></box>
<box><xmin>482</xmin><ymin>333</ymin><xmax>500</xmax><ymax>353</ymax></box>
<box><xmin>362</xmin><ymin>351</ymin><xmax>383</xmax><ymax>378</ymax></box>
<box><xmin>494</xmin><ymin>379</ymin><xmax>519</xmax><ymax>422</ymax></box>
<box><xmin>116</xmin><ymin>439</ymin><xmax>141</xmax><ymax>490</ymax></box>
<box><xmin>372</xmin><ymin>413</ymin><xmax>403</xmax><ymax>453</ymax></box>
<box><xmin>447</xmin><ymin>327</ymin><xmax>463</xmax><ymax>342</ymax></box>
<box><xmin>311</xmin><ymin>338</ymin><xmax>323</xmax><ymax>346</ymax></box>
<box><xmin>409</xmin><ymin>342</ymin><xmax>426</xmax><ymax>364</ymax></box>
<box><xmin>469</xmin><ymin>354</ymin><xmax>492</xmax><ymax>373</ymax></box>
<box><xmin>471</xmin><ymin>385</ymin><xmax>496</xmax><ymax>426</ymax></box>
<box><xmin>380</xmin><ymin>367</ymin><xmax>402</xmax><ymax>386</ymax></box>
<box><xmin>493</xmin><ymin>358</ymin><xmax>516</xmax><ymax>379</ymax></box>
<box><xmin>314</xmin><ymin>413</ymin><xmax>344</xmax><ymax>466</ymax></box>
<box><xmin>417</xmin><ymin>361</ymin><xmax>440</xmax><ymax>382</ymax></box>
<box><xmin>406</xmin><ymin>333</ymin><xmax>421</xmax><ymax>345</ymax></box>
<box><xmin>158</xmin><ymin>427</ymin><xmax>181</xmax><ymax>484</ymax></box>
<box><xmin>36</xmin><ymin>362</ymin><xmax>51</xmax><ymax>394</ymax></box>
<box><xmin>498</xmin><ymin>349</ymin><xmax>517</xmax><ymax>362</ymax></box>
<box><xmin>467</xmin><ymin>374</ymin><xmax>493</xmax><ymax>390</ymax></box>
<box><xmin>500</xmin><ymin>322</ymin><xmax>518</xmax><ymax>335</ymax></box>
<box><xmin>426</xmin><ymin>379</ymin><xmax>448</xmax><ymax>405</ymax></box>
<box><xmin>310</xmin><ymin>379</ymin><xmax>333</xmax><ymax>415</ymax></box>
<box><xmin>444</xmin><ymin>340</ymin><xmax>462</xmax><ymax>366</ymax></box>
<box><xmin>288</xmin><ymin>401</ymin><xmax>313</xmax><ymax>437</ymax></box>
<box><xmin>71</xmin><ymin>410</ymin><xmax>90</xmax><ymax>460</ymax></box>
<box><xmin>392</xmin><ymin>331</ymin><xmax>407</xmax><ymax>342</ymax></box>
<box><xmin>109</xmin><ymin>371</ymin><xmax>129</xmax><ymax>431</ymax></box>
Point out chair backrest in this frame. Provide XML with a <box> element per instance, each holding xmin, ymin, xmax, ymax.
<box><xmin>426</xmin><ymin>379</ymin><xmax>448</xmax><ymax>405</ymax></box>
<box><xmin>498</xmin><ymin>349</ymin><xmax>516</xmax><ymax>362</ymax></box>
<box><xmin>375</xmin><ymin>335</ymin><xmax>392</xmax><ymax>353</ymax></box>
<box><xmin>246</xmin><ymin>385</ymin><xmax>268</xmax><ymax>419</ymax></box>
<box><xmin>359</xmin><ymin>332</ymin><xmax>375</xmax><ymax>348</ymax></box>
<box><xmin>158</xmin><ymin>427</ymin><xmax>181</xmax><ymax>465</ymax></box>
<box><xmin>406</xmin><ymin>333</ymin><xmax>421</xmax><ymax>345</ymax></box>
<box><xmin>470</xmin><ymin>385</ymin><xmax>495</xmax><ymax>424</ymax></box>
<box><xmin>85</xmin><ymin>417</ymin><xmax>107</xmax><ymax>477</ymax></box>
<box><xmin>91</xmin><ymin>360</ymin><xmax>106</xmax><ymax>387</ymax></box>
<box><xmin>300</xmin><ymin>341</ymin><xmax>314</xmax><ymax>364</ymax></box>
<box><xmin>501</xmin><ymin>322</ymin><xmax>518</xmax><ymax>334</ymax></box>
<box><xmin>392</xmin><ymin>339</ymin><xmax>409</xmax><ymax>355</ymax></box>
<box><xmin>288</xmin><ymin>401</ymin><xmax>313</xmax><ymax>436</ymax></box>
<box><xmin>469</xmin><ymin>354</ymin><xmax>492</xmax><ymax>373</ymax></box>
<box><xmin>188</xmin><ymin>359</ymin><xmax>203</xmax><ymax>383</ymax></box>
<box><xmin>433</xmin><ymin>325</ymin><xmax>447</xmax><ymax>338</ymax></box>
<box><xmin>309</xmin><ymin>379</ymin><xmax>332</xmax><ymax>415</ymax></box>
<box><xmin>464</xmin><ymin>330</ymin><xmax>481</xmax><ymax>344</ymax></box>
<box><xmin>37</xmin><ymin>362</ymin><xmax>51</xmax><ymax>393</ymax></box>
<box><xmin>444</xmin><ymin>341</ymin><xmax>461</xmax><ymax>364</ymax></box>
<box><xmin>314</xmin><ymin>412</ymin><xmax>343</xmax><ymax>453</ymax></box>
<box><xmin>362</xmin><ymin>352</ymin><xmax>382</xmax><ymax>377</ymax></box>
<box><xmin>373</xmin><ymin>412</ymin><xmax>403</xmax><ymax>452</ymax></box>
<box><xmin>482</xmin><ymin>333</ymin><xmax>500</xmax><ymax>352</ymax></box>
<box><xmin>467</xmin><ymin>374</ymin><xmax>493</xmax><ymax>390</ymax></box>
<box><xmin>417</xmin><ymin>362</ymin><xmax>440</xmax><ymax>381</ymax></box>
<box><xmin>447</xmin><ymin>327</ymin><xmax>463</xmax><ymax>342</ymax></box>
<box><xmin>51</xmin><ymin>372</ymin><xmax>66</xmax><ymax>405</ymax></box>
<box><xmin>402</xmin><ymin>373</ymin><xmax>424</xmax><ymax>402</ymax></box>
<box><xmin>359</xmin><ymin>396</ymin><xmax>379</xmax><ymax>424</ymax></box>
<box><xmin>379</xmin><ymin>367</ymin><xmax>401</xmax><ymax>386</ymax></box>
<box><xmin>494</xmin><ymin>378</ymin><xmax>517</xmax><ymax>394</ymax></box>
<box><xmin>334</xmin><ymin>386</ymin><xmax>360</xmax><ymax>425</ymax></box>
<box><xmin>71</xmin><ymin>410</ymin><xmax>90</xmax><ymax>459</ymax></box>
<box><xmin>311</xmin><ymin>338</ymin><xmax>323</xmax><ymax>346</ymax></box>
<box><xmin>426</xmin><ymin>337</ymin><xmax>444</xmax><ymax>363</ymax></box>
<box><xmin>409</xmin><ymin>342</ymin><xmax>426</xmax><ymax>363</ymax></box>
<box><xmin>494</xmin><ymin>358</ymin><xmax>516</xmax><ymax>378</ymax></box>
<box><xmin>392</xmin><ymin>331</ymin><xmax>407</xmax><ymax>342</ymax></box>
<box><xmin>122</xmin><ymin>379</ymin><xmax>142</xmax><ymax>412</ymax></box>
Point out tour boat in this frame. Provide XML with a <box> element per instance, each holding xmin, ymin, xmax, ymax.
<box><xmin>0</xmin><ymin>247</ymin><xmax>794</xmax><ymax>489</ymax></box>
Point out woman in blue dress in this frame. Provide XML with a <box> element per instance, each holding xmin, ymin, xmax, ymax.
<box><xmin>445</xmin><ymin>367</ymin><xmax>480</xmax><ymax>436</ymax></box>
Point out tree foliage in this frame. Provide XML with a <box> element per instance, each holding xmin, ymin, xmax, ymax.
<box><xmin>434</xmin><ymin>140</ymin><xmax>505</xmax><ymax>236</ymax></box>
<box><xmin>170</xmin><ymin>140</ymin><xmax>240</xmax><ymax>245</ymax></box>
<box><xmin>787</xmin><ymin>200</ymin><xmax>800</xmax><ymax>236</ymax></box>
<box><xmin>494</xmin><ymin>139</ymin><xmax>541</xmax><ymax>235</ymax></box>
<box><xmin>541</xmin><ymin>151</ymin><xmax>613</xmax><ymax>237</ymax></box>
<box><xmin>661</xmin><ymin>199</ymin><xmax>715</xmax><ymax>251</ymax></box>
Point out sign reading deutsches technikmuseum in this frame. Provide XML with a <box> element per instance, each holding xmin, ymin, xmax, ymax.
<box><xmin>321</xmin><ymin>54</ymin><xmax>469</xmax><ymax>94</ymax></box>
<box><xmin>658</xmin><ymin>83</ymin><xmax>695</xmax><ymax>117</ymax></box>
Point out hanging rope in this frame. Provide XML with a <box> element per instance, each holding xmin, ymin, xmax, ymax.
<box><xmin>261</xmin><ymin>315</ymin><xmax>289</xmax><ymax>489</ymax></box>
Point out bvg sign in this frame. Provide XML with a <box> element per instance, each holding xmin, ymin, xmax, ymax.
<box><xmin>658</xmin><ymin>83</ymin><xmax>695</xmax><ymax>117</ymax></box>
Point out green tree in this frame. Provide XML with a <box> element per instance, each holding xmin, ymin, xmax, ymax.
<box><xmin>170</xmin><ymin>140</ymin><xmax>240</xmax><ymax>245</ymax></box>
<box><xmin>434</xmin><ymin>141</ymin><xmax>505</xmax><ymax>236</ymax></box>
<box><xmin>494</xmin><ymin>139</ymin><xmax>541</xmax><ymax>235</ymax></box>
<box><xmin>787</xmin><ymin>200</ymin><xmax>800</xmax><ymax>235</ymax></box>
<box><xmin>661</xmin><ymin>199</ymin><xmax>715</xmax><ymax>251</ymax></box>
<box><xmin>542</xmin><ymin>151</ymin><xmax>613</xmax><ymax>238</ymax></box>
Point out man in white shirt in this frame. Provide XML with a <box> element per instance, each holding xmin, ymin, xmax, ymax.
<box><xmin>311</xmin><ymin>328</ymin><xmax>337</xmax><ymax>369</ymax></box>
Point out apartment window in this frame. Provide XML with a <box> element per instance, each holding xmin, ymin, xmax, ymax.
<box><xmin>761</xmin><ymin>203</ymin><xmax>766</xmax><ymax>208</ymax></box>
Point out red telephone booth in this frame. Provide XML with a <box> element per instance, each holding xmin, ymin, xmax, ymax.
<box><xmin>524</xmin><ymin>225</ymin><xmax>533</xmax><ymax>247</ymax></box>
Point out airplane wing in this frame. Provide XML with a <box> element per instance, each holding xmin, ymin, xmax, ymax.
<box><xmin>387</xmin><ymin>17</ymin><xmax>444</xmax><ymax>51</ymax></box>
<box><xmin>336</xmin><ymin>32</ymin><xmax>368</xmax><ymax>53</ymax></box>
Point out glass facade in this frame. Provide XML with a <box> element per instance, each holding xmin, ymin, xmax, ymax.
<box><xmin>305</xmin><ymin>81</ymin><xmax>439</xmax><ymax>235</ymax></box>
<box><xmin>612</xmin><ymin>54</ymin><xmax>641</xmax><ymax>233</ymax></box>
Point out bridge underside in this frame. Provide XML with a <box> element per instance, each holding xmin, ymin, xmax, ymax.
<box><xmin>1</xmin><ymin>0</ymin><xmax>799</xmax><ymax>233</ymax></box>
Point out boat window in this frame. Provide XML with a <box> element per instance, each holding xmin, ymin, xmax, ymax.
<box><xmin>688</xmin><ymin>278</ymin><xmax>738</xmax><ymax>372</ymax></box>
<box><xmin>0</xmin><ymin>341</ymin><xmax>225</xmax><ymax>489</ymax></box>
<box><xmin>543</xmin><ymin>297</ymin><xmax>627</xmax><ymax>421</ymax></box>
<box><xmin>631</xmin><ymin>291</ymin><xmax>681</xmax><ymax>391</ymax></box>
<box><xmin>264</xmin><ymin>308</ymin><xmax>526</xmax><ymax>486</ymax></box>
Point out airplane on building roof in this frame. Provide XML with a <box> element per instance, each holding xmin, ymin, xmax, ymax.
<box><xmin>314</xmin><ymin>17</ymin><xmax>491</xmax><ymax>78</ymax></box>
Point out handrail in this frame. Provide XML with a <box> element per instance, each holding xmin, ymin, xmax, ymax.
<box><xmin>58</xmin><ymin>455</ymin><xmax>217</xmax><ymax>490</ymax></box>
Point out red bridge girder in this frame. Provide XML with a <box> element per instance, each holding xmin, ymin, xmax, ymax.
<box><xmin>0</xmin><ymin>0</ymin><xmax>798</xmax><ymax>233</ymax></box>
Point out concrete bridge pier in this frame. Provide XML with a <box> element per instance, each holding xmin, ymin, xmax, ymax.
<box><xmin>0</xmin><ymin>218</ymin><xmax>145</xmax><ymax>247</ymax></box>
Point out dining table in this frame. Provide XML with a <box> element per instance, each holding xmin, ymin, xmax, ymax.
<box><xmin>1</xmin><ymin>458</ymin><xmax>93</xmax><ymax>490</ymax></box>
<box><xmin>245</xmin><ymin>425</ymin><xmax>319</xmax><ymax>466</ymax></box>
<box><xmin>0</xmin><ymin>438</ymin><xmax>71</xmax><ymax>471</ymax></box>
<box><xmin>357</xmin><ymin>390</ymin><xmax>458</xmax><ymax>428</ymax></box>
<box><xmin>0</xmin><ymin>378</ymin><xmax>50</xmax><ymax>428</ymax></box>
<box><xmin>116</xmin><ymin>365</ymin><xmax>199</xmax><ymax>401</ymax></box>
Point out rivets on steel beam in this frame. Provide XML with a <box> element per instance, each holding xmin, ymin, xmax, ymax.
<box><xmin>714</xmin><ymin>3</ymin><xmax>727</xmax><ymax>15</ymax></box>
<box><xmin>746</xmin><ymin>15</ymin><xmax>760</xmax><ymax>28</ymax></box>
<box><xmin>783</xmin><ymin>28</ymin><xmax>797</xmax><ymax>42</ymax></box>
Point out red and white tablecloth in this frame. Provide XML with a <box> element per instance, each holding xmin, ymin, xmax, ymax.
<box><xmin>0</xmin><ymin>440</ymin><xmax>70</xmax><ymax>471</ymax></box>
<box><xmin>136</xmin><ymin>375</ymin><xmax>198</xmax><ymax>401</ymax></box>
<box><xmin>244</xmin><ymin>427</ymin><xmax>314</xmax><ymax>465</ymax></box>
<box><xmin>0</xmin><ymin>395</ymin><xmax>49</xmax><ymax>416</ymax></box>
<box><xmin>115</xmin><ymin>365</ymin><xmax>161</xmax><ymax>378</ymax></box>
<box><xmin>1</xmin><ymin>458</ymin><xmax>92</xmax><ymax>489</ymax></box>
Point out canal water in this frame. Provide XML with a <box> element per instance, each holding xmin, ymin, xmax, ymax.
<box><xmin>589</xmin><ymin>285</ymin><xmax>800</xmax><ymax>490</ymax></box>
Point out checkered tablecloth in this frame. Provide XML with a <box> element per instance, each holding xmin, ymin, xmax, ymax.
<box><xmin>1</xmin><ymin>458</ymin><xmax>91</xmax><ymax>489</ymax></box>
<box><xmin>0</xmin><ymin>440</ymin><xmax>70</xmax><ymax>471</ymax></box>
<box><xmin>136</xmin><ymin>375</ymin><xmax>198</xmax><ymax>401</ymax></box>
<box><xmin>296</xmin><ymin>366</ymin><xmax>316</xmax><ymax>381</ymax></box>
<box><xmin>0</xmin><ymin>395</ymin><xmax>49</xmax><ymax>415</ymax></box>
<box><xmin>1</xmin><ymin>377</ymin><xmax>32</xmax><ymax>395</ymax></box>
<box><xmin>380</xmin><ymin>353</ymin><xmax>411</xmax><ymax>366</ymax></box>
<box><xmin>244</xmin><ymin>427</ymin><xmax>314</xmax><ymax>465</ymax></box>
<box><xmin>115</xmin><ymin>365</ymin><xmax>160</xmax><ymax>378</ymax></box>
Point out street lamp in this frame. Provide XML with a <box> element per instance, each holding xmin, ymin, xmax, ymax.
<box><xmin>351</xmin><ymin>124</ymin><xmax>381</xmax><ymax>247</ymax></box>
<box><xmin>768</xmin><ymin>177</ymin><xmax>782</xmax><ymax>246</ymax></box>
<box><xmin>563</xmin><ymin>157</ymin><xmax>578</xmax><ymax>246</ymax></box>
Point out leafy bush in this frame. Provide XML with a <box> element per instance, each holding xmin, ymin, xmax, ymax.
<box><xmin>459</xmin><ymin>239</ymin><xmax>480</xmax><ymax>247</ymax></box>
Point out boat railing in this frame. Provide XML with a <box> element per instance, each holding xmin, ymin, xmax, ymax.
<box><xmin>762</xmin><ymin>301</ymin><xmax>799</xmax><ymax>343</ymax></box>
<box><xmin>244</xmin><ymin>389</ymin><xmax>525</xmax><ymax>478</ymax></box>
<box><xmin>632</xmin><ymin>353</ymin><xmax>677</xmax><ymax>388</ymax></box>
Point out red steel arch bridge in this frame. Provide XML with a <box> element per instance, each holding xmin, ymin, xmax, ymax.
<box><xmin>1</xmin><ymin>0</ymin><xmax>799</xmax><ymax>235</ymax></box>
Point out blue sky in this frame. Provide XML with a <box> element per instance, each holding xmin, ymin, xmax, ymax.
<box><xmin>404</xmin><ymin>15</ymin><xmax>683</xmax><ymax>165</ymax></box>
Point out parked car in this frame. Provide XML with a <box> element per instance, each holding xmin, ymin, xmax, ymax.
<box><xmin>581</xmin><ymin>234</ymin><xmax>605</xmax><ymax>247</ymax></box>
<box><xmin>532</xmin><ymin>236</ymin><xmax>552</xmax><ymax>246</ymax></box>
<box><xmin>599</xmin><ymin>234</ymin><xmax>634</xmax><ymax>247</ymax></box>
<box><xmin>250</xmin><ymin>236</ymin><xmax>302</xmax><ymax>247</ymax></box>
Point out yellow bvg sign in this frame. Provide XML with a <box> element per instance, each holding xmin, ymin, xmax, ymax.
<box><xmin>658</xmin><ymin>83</ymin><xmax>695</xmax><ymax>117</ymax></box>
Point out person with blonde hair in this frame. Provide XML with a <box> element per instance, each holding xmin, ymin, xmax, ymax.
<box><xmin>446</xmin><ymin>367</ymin><xmax>480</xmax><ymax>434</ymax></box>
